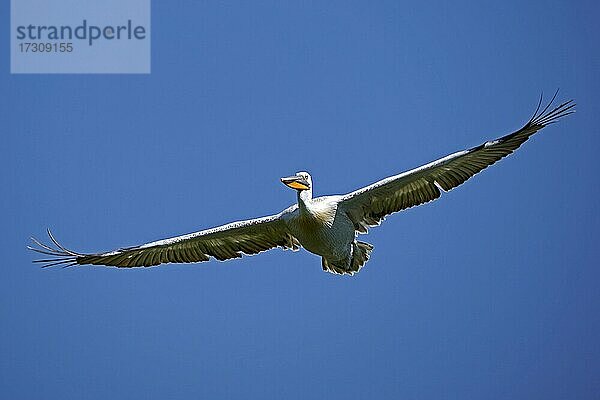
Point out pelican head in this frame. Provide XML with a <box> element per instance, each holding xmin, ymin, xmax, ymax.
<box><xmin>281</xmin><ymin>171</ymin><xmax>312</xmax><ymax>191</ymax></box>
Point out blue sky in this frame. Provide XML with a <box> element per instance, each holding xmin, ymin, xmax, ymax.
<box><xmin>2</xmin><ymin>1</ymin><xmax>599</xmax><ymax>399</ymax></box>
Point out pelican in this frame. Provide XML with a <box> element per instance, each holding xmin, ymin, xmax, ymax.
<box><xmin>30</xmin><ymin>94</ymin><xmax>574</xmax><ymax>275</ymax></box>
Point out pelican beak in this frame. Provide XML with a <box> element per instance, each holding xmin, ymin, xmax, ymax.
<box><xmin>281</xmin><ymin>175</ymin><xmax>310</xmax><ymax>190</ymax></box>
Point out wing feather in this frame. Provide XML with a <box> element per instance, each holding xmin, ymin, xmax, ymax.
<box><xmin>339</xmin><ymin>92</ymin><xmax>574</xmax><ymax>232</ymax></box>
<box><xmin>29</xmin><ymin>210</ymin><xmax>300</xmax><ymax>268</ymax></box>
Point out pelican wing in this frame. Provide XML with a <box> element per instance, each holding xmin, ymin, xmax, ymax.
<box><xmin>339</xmin><ymin>94</ymin><xmax>574</xmax><ymax>233</ymax></box>
<box><xmin>29</xmin><ymin>211</ymin><xmax>300</xmax><ymax>268</ymax></box>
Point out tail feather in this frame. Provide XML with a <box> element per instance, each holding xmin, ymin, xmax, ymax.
<box><xmin>351</xmin><ymin>241</ymin><xmax>373</xmax><ymax>272</ymax></box>
<box><xmin>321</xmin><ymin>241</ymin><xmax>373</xmax><ymax>276</ymax></box>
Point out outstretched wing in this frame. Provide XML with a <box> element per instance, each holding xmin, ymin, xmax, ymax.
<box><xmin>29</xmin><ymin>211</ymin><xmax>300</xmax><ymax>268</ymax></box>
<box><xmin>339</xmin><ymin>92</ymin><xmax>575</xmax><ymax>233</ymax></box>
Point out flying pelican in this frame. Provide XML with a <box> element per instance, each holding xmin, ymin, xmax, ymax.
<box><xmin>30</xmin><ymin>94</ymin><xmax>574</xmax><ymax>275</ymax></box>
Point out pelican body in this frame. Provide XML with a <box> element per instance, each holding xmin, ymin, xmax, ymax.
<box><xmin>30</xmin><ymin>94</ymin><xmax>574</xmax><ymax>275</ymax></box>
<box><xmin>280</xmin><ymin>173</ymin><xmax>372</xmax><ymax>274</ymax></box>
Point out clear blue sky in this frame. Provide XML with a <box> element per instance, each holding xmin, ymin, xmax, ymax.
<box><xmin>2</xmin><ymin>1</ymin><xmax>599</xmax><ymax>399</ymax></box>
